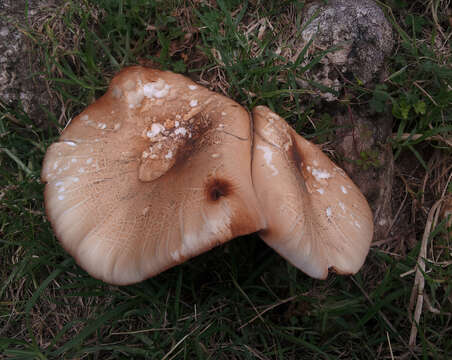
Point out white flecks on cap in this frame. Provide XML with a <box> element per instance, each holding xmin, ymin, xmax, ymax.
<box><xmin>165</xmin><ymin>150</ymin><xmax>173</xmax><ymax>159</ymax></box>
<box><xmin>143</xmin><ymin>79</ymin><xmax>171</xmax><ymax>99</ymax></box>
<box><xmin>339</xmin><ymin>201</ymin><xmax>345</xmax><ymax>211</ymax></box>
<box><xmin>114</xmin><ymin>123</ymin><xmax>121</xmax><ymax>131</ymax></box>
<box><xmin>147</xmin><ymin>123</ymin><xmax>165</xmax><ymax>138</ymax></box>
<box><xmin>256</xmin><ymin>145</ymin><xmax>279</xmax><ymax>176</ymax></box>
<box><xmin>311</xmin><ymin>168</ymin><xmax>331</xmax><ymax>181</ymax></box>
<box><xmin>316</xmin><ymin>188</ymin><xmax>325</xmax><ymax>195</ymax></box>
<box><xmin>211</xmin><ymin>153</ymin><xmax>220</xmax><ymax>158</ymax></box>
<box><xmin>63</xmin><ymin>140</ymin><xmax>77</xmax><ymax>147</ymax></box>
<box><xmin>86</xmin><ymin>158</ymin><xmax>93</xmax><ymax>164</ymax></box>
<box><xmin>188</xmin><ymin>85</ymin><xmax>198</xmax><ymax>90</ymax></box>
<box><xmin>189</xmin><ymin>99</ymin><xmax>198</xmax><ymax>107</ymax></box>
<box><xmin>326</xmin><ymin>206</ymin><xmax>332</xmax><ymax>218</ymax></box>
<box><xmin>341</xmin><ymin>185</ymin><xmax>348</xmax><ymax>194</ymax></box>
<box><xmin>58</xmin><ymin>195</ymin><xmax>65</xmax><ymax>201</ymax></box>
<box><xmin>174</xmin><ymin>127</ymin><xmax>187</xmax><ymax>136</ymax></box>
<box><xmin>170</xmin><ymin>249</ymin><xmax>181</xmax><ymax>262</ymax></box>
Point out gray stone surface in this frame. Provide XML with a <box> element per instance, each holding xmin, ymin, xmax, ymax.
<box><xmin>0</xmin><ymin>0</ymin><xmax>52</xmax><ymax>122</ymax></box>
<box><xmin>300</xmin><ymin>0</ymin><xmax>394</xmax><ymax>101</ymax></box>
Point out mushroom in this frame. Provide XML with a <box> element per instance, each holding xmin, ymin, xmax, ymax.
<box><xmin>251</xmin><ymin>106</ymin><xmax>373</xmax><ymax>279</ymax></box>
<box><xmin>41</xmin><ymin>66</ymin><xmax>265</xmax><ymax>285</ymax></box>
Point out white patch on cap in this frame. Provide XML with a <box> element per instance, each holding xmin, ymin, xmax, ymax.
<box><xmin>188</xmin><ymin>85</ymin><xmax>198</xmax><ymax>90</ymax></box>
<box><xmin>171</xmin><ymin>249</ymin><xmax>181</xmax><ymax>261</ymax></box>
<box><xmin>81</xmin><ymin>115</ymin><xmax>89</xmax><ymax>121</ymax></box>
<box><xmin>339</xmin><ymin>201</ymin><xmax>345</xmax><ymax>211</ymax></box>
<box><xmin>147</xmin><ymin>123</ymin><xmax>165</xmax><ymax>138</ymax></box>
<box><xmin>58</xmin><ymin>195</ymin><xmax>65</xmax><ymax>201</ymax></box>
<box><xmin>326</xmin><ymin>207</ymin><xmax>332</xmax><ymax>218</ymax></box>
<box><xmin>63</xmin><ymin>140</ymin><xmax>77</xmax><ymax>147</ymax></box>
<box><xmin>114</xmin><ymin>123</ymin><xmax>121</xmax><ymax>130</ymax></box>
<box><xmin>341</xmin><ymin>185</ymin><xmax>348</xmax><ymax>194</ymax></box>
<box><xmin>165</xmin><ymin>150</ymin><xmax>173</xmax><ymax>159</ymax></box>
<box><xmin>316</xmin><ymin>188</ymin><xmax>325</xmax><ymax>195</ymax></box>
<box><xmin>72</xmin><ymin>177</ymin><xmax>80</xmax><ymax>183</ymax></box>
<box><xmin>86</xmin><ymin>158</ymin><xmax>93</xmax><ymax>164</ymax></box>
<box><xmin>211</xmin><ymin>153</ymin><xmax>220</xmax><ymax>158</ymax></box>
<box><xmin>143</xmin><ymin>79</ymin><xmax>171</xmax><ymax>99</ymax></box>
<box><xmin>174</xmin><ymin>127</ymin><xmax>187</xmax><ymax>136</ymax></box>
<box><xmin>311</xmin><ymin>168</ymin><xmax>331</xmax><ymax>181</ymax></box>
<box><xmin>189</xmin><ymin>99</ymin><xmax>198</xmax><ymax>107</ymax></box>
<box><xmin>257</xmin><ymin>145</ymin><xmax>279</xmax><ymax>176</ymax></box>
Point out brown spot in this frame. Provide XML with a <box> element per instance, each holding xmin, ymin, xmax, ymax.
<box><xmin>205</xmin><ymin>177</ymin><xmax>232</xmax><ymax>202</ymax></box>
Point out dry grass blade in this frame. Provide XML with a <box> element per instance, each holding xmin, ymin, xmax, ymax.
<box><xmin>387</xmin><ymin>331</ymin><xmax>395</xmax><ymax>360</ymax></box>
<box><xmin>238</xmin><ymin>295</ymin><xmax>298</xmax><ymax>330</ymax></box>
<box><xmin>161</xmin><ymin>324</ymin><xmax>202</xmax><ymax>360</ymax></box>
<box><xmin>409</xmin><ymin>171</ymin><xmax>452</xmax><ymax>347</ymax></box>
<box><xmin>393</xmin><ymin>133</ymin><xmax>452</xmax><ymax>147</ymax></box>
<box><xmin>408</xmin><ymin>200</ymin><xmax>442</xmax><ymax>347</ymax></box>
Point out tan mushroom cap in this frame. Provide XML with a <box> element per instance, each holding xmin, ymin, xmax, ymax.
<box><xmin>41</xmin><ymin>66</ymin><xmax>265</xmax><ymax>285</ymax></box>
<box><xmin>252</xmin><ymin>106</ymin><xmax>373</xmax><ymax>279</ymax></box>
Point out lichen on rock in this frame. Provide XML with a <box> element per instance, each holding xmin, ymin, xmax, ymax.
<box><xmin>300</xmin><ymin>0</ymin><xmax>394</xmax><ymax>101</ymax></box>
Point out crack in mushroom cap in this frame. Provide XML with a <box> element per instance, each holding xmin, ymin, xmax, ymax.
<box><xmin>41</xmin><ymin>66</ymin><xmax>265</xmax><ymax>285</ymax></box>
<box><xmin>252</xmin><ymin>106</ymin><xmax>373</xmax><ymax>279</ymax></box>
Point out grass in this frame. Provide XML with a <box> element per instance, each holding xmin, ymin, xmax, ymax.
<box><xmin>1</xmin><ymin>0</ymin><xmax>451</xmax><ymax>358</ymax></box>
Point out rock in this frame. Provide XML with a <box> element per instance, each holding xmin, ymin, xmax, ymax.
<box><xmin>300</xmin><ymin>0</ymin><xmax>393</xmax><ymax>101</ymax></box>
<box><xmin>0</xmin><ymin>0</ymin><xmax>54</xmax><ymax>123</ymax></box>
<box><xmin>334</xmin><ymin>109</ymin><xmax>394</xmax><ymax>239</ymax></box>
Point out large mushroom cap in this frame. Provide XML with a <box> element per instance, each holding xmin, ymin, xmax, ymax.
<box><xmin>252</xmin><ymin>106</ymin><xmax>373</xmax><ymax>279</ymax></box>
<box><xmin>41</xmin><ymin>66</ymin><xmax>265</xmax><ymax>285</ymax></box>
